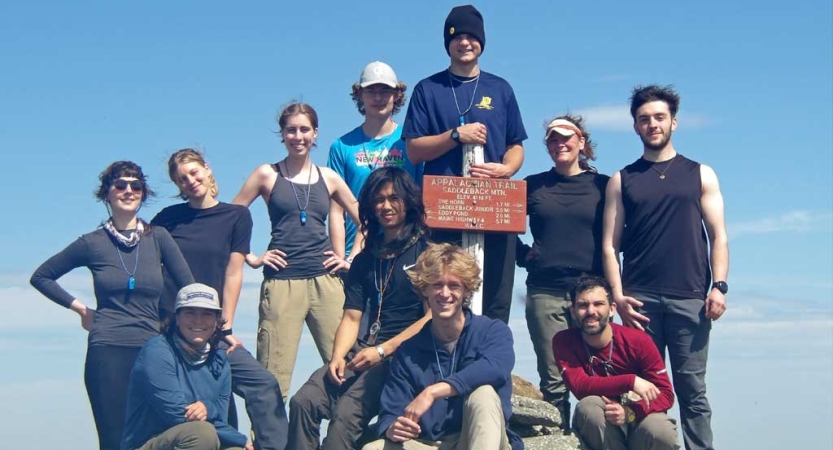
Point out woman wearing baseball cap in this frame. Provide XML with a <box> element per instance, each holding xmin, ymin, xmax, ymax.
<box><xmin>122</xmin><ymin>283</ymin><xmax>252</xmax><ymax>450</ymax></box>
<box><xmin>516</xmin><ymin>115</ymin><xmax>610</xmax><ymax>430</ymax></box>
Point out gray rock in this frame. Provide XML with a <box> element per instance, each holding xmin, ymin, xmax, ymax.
<box><xmin>510</xmin><ymin>395</ymin><xmax>562</xmax><ymax>427</ymax></box>
<box><xmin>520</xmin><ymin>433</ymin><xmax>586</xmax><ymax>450</ymax></box>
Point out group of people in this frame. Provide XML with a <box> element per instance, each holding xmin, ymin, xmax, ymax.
<box><xmin>29</xmin><ymin>4</ymin><xmax>728</xmax><ymax>450</ymax></box>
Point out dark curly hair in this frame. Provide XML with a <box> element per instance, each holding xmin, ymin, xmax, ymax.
<box><xmin>94</xmin><ymin>160</ymin><xmax>155</xmax><ymax>203</ymax></box>
<box><xmin>629</xmin><ymin>84</ymin><xmax>680</xmax><ymax>119</ymax></box>
<box><xmin>569</xmin><ymin>276</ymin><xmax>613</xmax><ymax>306</ymax></box>
<box><xmin>350</xmin><ymin>82</ymin><xmax>407</xmax><ymax>116</ymax></box>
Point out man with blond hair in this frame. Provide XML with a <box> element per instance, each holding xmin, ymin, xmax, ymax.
<box><xmin>363</xmin><ymin>243</ymin><xmax>522</xmax><ymax>450</ymax></box>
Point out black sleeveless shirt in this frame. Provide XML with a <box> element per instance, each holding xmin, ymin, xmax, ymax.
<box><xmin>620</xmin><ymin>154</ymin><xmax>711</xmax><ymax>298</ymax></box>
<box><xmin>265</xmin><ymin>163</ymin><xmax>332</xmax><ymax>280</ymax></box>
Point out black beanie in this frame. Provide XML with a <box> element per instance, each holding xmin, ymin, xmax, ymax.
<box><xmin>443</xmin><ymin>5</ymin><xmax>485</xmax><ymax>56</ymax></box>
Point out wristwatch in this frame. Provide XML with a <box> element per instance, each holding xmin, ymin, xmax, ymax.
<box><xmin>375</xmin><ymin>345</ymin><xmax>386</xmax><ymax>359</ymax></box>
<box><xmin>450</xmin><ymin>127</ymin><xmax>461</xmax><ymax>144</ymax></box>
<box><xmin>712</xmin><ymin>281</ymin><xmax>729</xmax><ymax>294</ymax></box>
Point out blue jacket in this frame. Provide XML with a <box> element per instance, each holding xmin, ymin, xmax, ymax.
<box><xmin>376</xmin><ymin>309</ymin><xmax>523</xmax><ymax>449</ymax></box>
<box><xmin>121</xmin><ymin>335</ymin><xmax>248</xmax><ymax>450</ymax></box>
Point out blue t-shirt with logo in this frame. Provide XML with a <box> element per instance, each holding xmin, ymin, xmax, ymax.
<box><xmin>403</xmin><ymin>69</ymin><xmax>527</xmax><ymax>176</ymax></box>
<box><xmin>327</xmin><ymin>124</ymin><xmax>423</xmax><ymax>255</ymax></box>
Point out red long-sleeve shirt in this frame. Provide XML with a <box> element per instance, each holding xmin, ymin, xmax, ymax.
<box><xmin>553</xmin><ymin>323</ymin><xmax>674</xmax><ymax>420</ymax></box>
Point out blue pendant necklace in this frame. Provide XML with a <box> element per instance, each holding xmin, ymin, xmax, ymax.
<box><xmin>285</xmin><ymin>159</ymin><xmax>313</xmax><ymax>226</ymax></box>
<box><xmin>115</xmin><ymin>242</ymin><xmax>140</xmax><ymax>290</ymax></box>
<box><xmin>449</xmin><ymin>69</ymin><xmax>480</xmax><ymax>127</ymax></box>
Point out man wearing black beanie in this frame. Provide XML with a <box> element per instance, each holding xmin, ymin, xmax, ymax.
<box><xmin>403</xmin><ymin>4</ymin><xmax>527</xmax><ymax>324</ymax></box>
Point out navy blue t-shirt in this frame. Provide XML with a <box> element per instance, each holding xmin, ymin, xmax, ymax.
<box><xmin>403</xmin><ymin>69</ymin><xmax>527</xmax><ymax>176</ymax></box>
<box><xmin>152</xmin><ymin>202</ymin><xmax>252</xmax><ymax>314</ymax></box>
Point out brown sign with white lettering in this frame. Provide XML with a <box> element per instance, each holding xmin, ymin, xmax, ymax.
<box><xmin>423</xmin><ymin>176</ymin><xmax>527</xmax><ymax>233</ymax></box>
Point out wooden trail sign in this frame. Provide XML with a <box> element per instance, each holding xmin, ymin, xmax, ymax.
<box><xmin>423</xmin><ymin>144</ymin><xmax>527</xmax><ymax>314</ymax></box>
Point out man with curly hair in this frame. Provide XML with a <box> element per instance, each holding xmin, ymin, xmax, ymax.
<box><xmin>363</xmin><ymin>243</ymin><xmax>522</xmax><ymax>450</ymax></box>
<box><xmin>328</xmin><ymin>61</ymin><xmax>423</xmax><ymax>260</ymax></box>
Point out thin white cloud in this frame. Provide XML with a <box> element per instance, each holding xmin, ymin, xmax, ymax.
<box><xmin>573</xmin><ymin>105</ymin><xmax>711</xmax><ymax>132</ymax></box>
<box><xmin>730</xmin><ymin>210</ymin><xmax>833</xmax><ymax>239</ymax></box>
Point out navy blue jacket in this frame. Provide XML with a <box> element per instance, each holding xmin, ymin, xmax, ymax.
<box><xmin>121</xmin><ymin>335</ymin><xmax>248</xmax><ymax>450</ymax></box>
<box><xmin>376</xmin><ymin>309</ymin><xmax>523</xmax><ymax>449</ymax></box>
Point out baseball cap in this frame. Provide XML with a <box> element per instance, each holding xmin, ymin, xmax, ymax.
<box><xmin>359</xmin><ymin>61</ymin><xmax>399</xmax><ymax>88</ymax></box>
<box><xmin>546</xmin><ymin>119</ymin><xmax>583</xmax><ymax>139</ymax></box>
<box><xmin>175</xmin><ymin>283</ymin><xmax>222</xmax><ymax>311</ymax></box>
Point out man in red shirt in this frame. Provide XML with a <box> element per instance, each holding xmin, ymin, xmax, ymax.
<box><xmin>553</xmin><ymin>276</ymin><xmax>679</xmax><ymax>449</ymax></box>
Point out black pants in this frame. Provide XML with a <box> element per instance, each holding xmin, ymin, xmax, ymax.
<box><xmin>430</xmin><ymin>230</ymin><xmax>517</xmax><ymax>323</ymax></box>
<box><xmin>84</xmin><ymin>344</ymin><xmax>141</xmax><ymax>450</ymax></box>
<box><xmin>220</xmin><ymin>341</ymin><xmax>289</xmax><ymax>450</ymax></box>
<box><xmin>287</xmin><ymin>353</ymin><xmax>389</xmax><ymax>450</ymax></box>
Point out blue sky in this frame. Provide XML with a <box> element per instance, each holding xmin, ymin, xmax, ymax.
<box><xmin>1</xmin><ymin>1</ymin><xmax>831</xmax><ymax>448</ymax></box>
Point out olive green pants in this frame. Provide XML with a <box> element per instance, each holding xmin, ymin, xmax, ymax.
<box><xmin>136</xmin><ymin>422</ymin><xmax>245</xmax><ymax>450</ymax></box>
<box><xmin>257</xmin><ymin>274</ymin><xmax>344</xmax><ymax>401</ymax></box>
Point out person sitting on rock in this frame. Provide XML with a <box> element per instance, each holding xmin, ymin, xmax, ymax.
<box><xmin>122</xmin><ymin>283</ymin><xmax>251</xmax><ymax>450</ymax></box>
<box><xmin>553</xmin><ymin>276</ymin><xmax>679</xmax><ymax>450</ymax></box>
<box><xmin>363</xmin><ymin>243</ymin><xmax>522</xmax><ymax>450</ymax></box>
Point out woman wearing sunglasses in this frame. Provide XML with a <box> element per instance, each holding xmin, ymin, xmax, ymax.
<box><xmin>151</xmin><ymin>148</ymin><xmax>288</xmax><ymax>449</ymax></box>
<box><xmin>233</xmin><ymin>102</ymin><xmax>362</xmax><ymax>401</ymax></box>
<box><xmin>30</xmin><ymin>161</ymin><xmax>194</xmax><ymax>450</ymax></box>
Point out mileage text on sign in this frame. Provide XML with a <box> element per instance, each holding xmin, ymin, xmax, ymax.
<box><xmin>423</xmin><ymin>175</ymin><xmax>527</xmax><ymax>233</ymax></box>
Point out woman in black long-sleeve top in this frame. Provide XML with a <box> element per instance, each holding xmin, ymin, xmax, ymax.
<box><xmin>516</xmin><ymin>116</ymin><xmax>609</xmax><ymax>430</ymax></box>
<box><xmin>30</xmin><ymin>161</ymin><xmax>193</xmax><ymax>450</ymax></box>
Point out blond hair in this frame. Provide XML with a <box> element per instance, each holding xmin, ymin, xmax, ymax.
<box><xmin>407</xmin><ymin>243</ymin><xmax>482</xmax><ymax>306</ymax></box>
<box><xmin>167</xmin><ymin>148</ymin><xmax>219</xmax><ymax>201</ymax></box>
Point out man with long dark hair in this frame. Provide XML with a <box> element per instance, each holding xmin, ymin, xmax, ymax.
<box><xmin>288</xmin><ymin>167</ymin><xmax>432</xmax><ymax>449</ymax></box>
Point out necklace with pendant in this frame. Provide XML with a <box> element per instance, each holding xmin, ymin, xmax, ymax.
<box><xmin>367</xmin><ymin>254</ymin><xmax>397</xmax><ymax>345</ymax></box>
<box><xmin>650</xmin><ymin>154</ymin><xmax>677</xmax><ymax>180</ymax></box>
<box><xmin>115</xmin><ymin>242</ymin><xmax>140</xmax><ymax>290</ymax></box>
<box><xmin>449</xmin><ymin>69</ymin><xmax>480</xmax><ymax>126</ymax></box>
<box><xmin>286</xmin><ymin>159</ymin><xmax>313</xmax><ymax>225</ymax></box>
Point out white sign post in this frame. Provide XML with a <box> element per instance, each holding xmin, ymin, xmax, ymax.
<box><xmin>462</xmin><ymin>143</ymin><xmax>485</xmax><ymax>315</ymax></box>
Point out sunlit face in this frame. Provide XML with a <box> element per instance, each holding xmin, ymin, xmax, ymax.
<box><xmin>176</xmin><ymin>307</ymin><xmax>218</xmax><ymax>348</ymax></box>
<box><xmin>281</xmin><ymin>114</ymin><xmax>318</xmax><ymax>157</ymax></box>
<box><xmin>448</xmin><ymin>33</ymin><xmax>482</xmax><ymax>65</ymax></box>
<box><xmin>373</xmin><ymin>182</ymin><xmax>405</xmax><ymax>233</ymax></box>
<box><xmin>571</xmin><ymin>286</ymin><xmax>616</xmax><ymax>336</ymax></box>
<box><xmin>546</xmin><ymin>133</ymin><xmax>586</xmax><ymax>169</ymax></box>
<box><xmin>423</xmin><ymin>271</ymin><xmax>468</xmax><ymax>320</ymax></box>
<box><xmin>175</xmin><ymin>161</ymin><xmax>213</xmax><ymax>201</ymax></box>
<box><xmin>633</xmin><ymin>101</ymin><xmax>677</xmax><ymax>152</ymax></box>
<box><xmin>107</xmin><ymin>177</ymin><xmax>144</xmax><ymax>214</ymax></box>
<box><xmin>362</xmin><ymin>84</ymin><xmax>396</xmax><ymax>118</ymax></box>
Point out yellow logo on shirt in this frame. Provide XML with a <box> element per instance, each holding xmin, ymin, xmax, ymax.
<box><xmin>475</xmin><ymin>96</ymin><xmax>493</xmax><ymax>110</ymax></box>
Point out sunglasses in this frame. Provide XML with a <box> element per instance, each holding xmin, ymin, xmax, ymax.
<box><xmin>112</xmin><ymin>179</ymin><xmax>144</xmax><ymax>192</ymax></box>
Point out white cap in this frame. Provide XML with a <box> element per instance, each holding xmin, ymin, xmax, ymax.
<box><xmin>359</xmin><ymin>61</ymin><xmax>399</xmax><ymax>88</ymax></box>
<box><xmin>545</xmin><ymin>119</ymin><xmax>583</xmax><ymax>139</ymax></box>
<box><xmin>175</xmin><ymin>283</ymin><xmax>222</xmax><ymax>311</ymax></box>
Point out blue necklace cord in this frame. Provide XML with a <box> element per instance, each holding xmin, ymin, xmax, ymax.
<box><xmin>115</xmin><ymin>242</ymin><xmax>140</xmax><ymax>290</ymax></box>
<box><xmin>285</xmin><ymin>159</ymin><xmax>313</xmax><ymax>226</ymax></box>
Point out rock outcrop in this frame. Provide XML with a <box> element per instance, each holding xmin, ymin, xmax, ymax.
<box><xmin>510</xmin><ymin>375</ymin><xmax>585</xmax><ymax>450</ymax></box>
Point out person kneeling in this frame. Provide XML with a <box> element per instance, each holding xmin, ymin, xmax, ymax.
<box><xmin>363</xmin><ymin>243</ymin><xmax>523</xmax><ymax>450</ymax></box>
<box><xmin>122</xmin><ymin>283</ymin><xmax>252</xmax><ymax>450</ymax></box>
<box><xmin>553</xmin><ymin>276</ymin><xmax>679</xmax><ymax>450</ymax></box>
